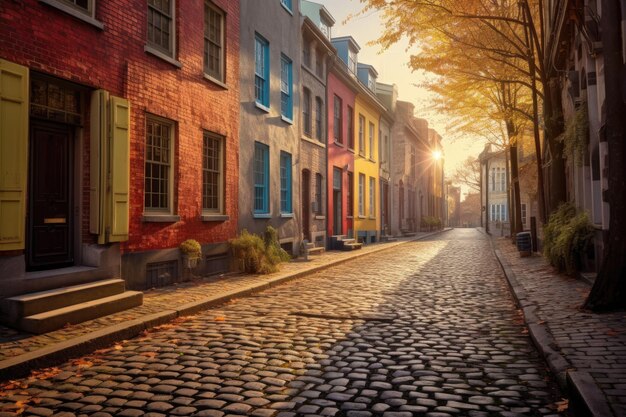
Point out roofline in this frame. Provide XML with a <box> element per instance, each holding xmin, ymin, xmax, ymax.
<box><xmin>302</xmin><ymin>16</ymin><xmax>336</xmax><ymax>53</ymax></box>
<box><xmin>331</xmin><ymin>35</ymin><xmax>361</xmax><ymax>52</ymax></box>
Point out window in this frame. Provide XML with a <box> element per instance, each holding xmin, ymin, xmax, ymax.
<box><xmin>302</xmin><ymin>88</ymin><xmax>312</xmax><ymax>136</ymax></box>
<box><xmin>58</xmin><ymin>0</ymin><xmax>93</xmax><ymax>15</ymax></box>
<box><xmin>347</xmin><ymin>106</ymin><xmax>354</xmax><ymax>149</ymax></box>
<box><xmin>491</xmin><ymin>168</ymin><xmax>496</xmax><ymax>191</ymax></box>
<box><xmin>145</xmin><ymin>116</ymin><xmax>174</xmax><ymax>212</ymax></box>
<box><xmin>358</xmin><ymin>174</ymin><xmax>365</xmax><ymax>216</ymax></box>
<box><xmin>410</xmin><ymin>146</ymin><xmax>416</xmax><ymax>179</ymax></box>
<box><xmin>490</xmin><ymin>204</ymin><xmax>496</xmax><ymax>221</ymax></box>
<box><xmin>255</xmin><ymin>34</ymin><xmax>269</xmax><ymax>107</ymax></box>
<box><xmin>204</xmin><ymin>2</ymin><xmax>225</xmax><ymax>82</ymax></box>
<box><xmin>302</xmin><ymin>39</ymin><xmax>311</xmax><ymax>68</ymax></box>
<box><xmin>315</xmin><ymin>173</ymin><xmax>323</xmax><ymax>214</ymax></box>
<box><xmin>315</xmin><ymin>97</ymin><xmax>323</xmax><ymax>141</ymax></box>
<box><xmin>254</xmin><ymin>142</ymin><xmax>269</xmax><ymax>214</ymax></box>
<box><xmin>320</xmin><ymin>21</ymin><xmax>331</xmax><ymax>39</ymax></box>
<box><xmin>521</xmin><ymin>203</ymin><xmax>527</xmax><ymax>225</ymax></box>
<box><xmin>369</xmin><ymin>177</ymin><xmax>376</xmax><ymax>217</ymax></box>
<box><xmin>280</xmin><ymin>152</ymin><xmax>292</xmax><ymax>214</ymax></box>
<box><xmin>280</xmin><ymin>0</ymin><xmax>292</xmax><ymax>12</ymax></box>
<box><xmin>368</xmin><ymin>122</ymin><xmax>375</xmax><ymax>160</ymax></box>
<box><xmin>500</xmin><ymin>167</ymin><xmax>506</xmax><ymax>191</ymax></box>
<box><xmin>280</xmin><ymin>54</ymin><xmax>293</xmax><ymax>120</ymax></box>
<box><xmin>315</xmin><ymin>48</ymin><xmax>324</xmax><ymax>77</ymax></box>
<box><xmin>368</xmin><ymin>77</ymin><xmax>375</xmax><ymax>91</ymax></box>
<box><xmin>358</xmin><ymin>114</ymin><xmax>365</xmax><ymax>156</ymax></box>
<box><xmin>333</xmin><ymin>95</ymin><xmax>342</xmax><ymax>143</ymax></box>
<box><xmin>347</xmin><ymin>172</ymin><xmax>354</xmax><ymax>216</ymax></box>
<box><xmin>202</xmin><ymin>131</ymin><xmax>224</xmax><ymax>213</ymax></box>
<box><xmin>147</xmin><ymin>0</ymin><xmax>174</xmax><ymax>56</ymax></box>
<box><xmin>348</xmin><ymin>48</ymin><xmax>357</xmax><ymax>74</ymax></box>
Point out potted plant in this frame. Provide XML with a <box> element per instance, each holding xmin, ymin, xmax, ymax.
<box><xmin>179</xmin><ymin>239</ymin><xmax>202</xmax><ymax>269</ymax></box>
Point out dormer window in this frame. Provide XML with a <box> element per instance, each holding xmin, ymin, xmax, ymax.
<box><xmin>320</xmin><ymin>21</ymin><xmax>331</xmax><ymax>39</ymax></box>
<box><xmin>348</xmin><ymin>49</ymin><xmax>357</xmax><ymax>74</ymax></box>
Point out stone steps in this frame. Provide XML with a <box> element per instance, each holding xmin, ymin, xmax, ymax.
<box><xmin>19</xmin><ymin>291</ymin><xmax>143</xmax><ymax>334</ymax></box>
<box><xmin>1</xmin><ymin>278</ymin><xmax>143</xmax><ymax>334</ymax></box>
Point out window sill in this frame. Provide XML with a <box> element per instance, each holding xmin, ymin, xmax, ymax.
<box><xmin>369</xmin><ymin>158</ymin><xmax>376</xmax><ymax>163</ymax></box>
<box><xmin>369</xmin><ymin>216</ymin><xmax>377</xmax><ymax>220</ymax></box>
<box><xmin>314</xmin><ymin>215</ymin><xmax>326</xmax><ymax>220</ymax></box>
<box><xmin>348</xmin><ymin>148</ymin><xmax>355</xmax><ymax>154</ymax></box>
<box><xmin>281</xmin><ymin>115</ymin><xmax>294</xmax><ymax>125</ymax></box>
<box><xmin>347</xmin><ymin>216</ymin><xmax>354</xmax><ymax>219</ymax></box>
<box><xmin>253</xmin><ymin>213</ymin><xmax>272</xmax><ymax>219</ymax></box>
<box><xmin>302</xmin><ymin>136</ymin><xmax>326</xmax><ymax>148</ymax></box>
<box><xmin>142</xmin><ymin>214</ymin><xmax>181</xmax><ymax>223</ymax></box>
<box><xmin>144</xmin><ymin>45</ymin><xmax>182</xmax><ymax>68</ymax></box>
<box><xmin>201</xmin><ymin>214</ymin><xmax>230</xmax><ymax>222</ymax></box>
<box><xmin>358</xmin><ymin>215</ymin><xmax>367</xmax><ymax>219</ymax></box>
<box><xmin>280</xmin><ymin>213</ymin><xmax>294</xmax><ymax>218</ymax></box>
<box><xmin>39</xmin><ymin>0</ymin><xmax>104</xmax><ymax>29</ymax></box>
<box><xmin>333</xmin><ymin>141</ymin><xmax>345</xmax><ymax>147</ymax></box>
<box><xmin>203</xmin><ymin>73</ymin><xmax>228</xmax><ymax>90</ymax></box>
<box><xmin>302</xmin><ymin>65</ymin><xmax>326</xmax><ymax>85</ymax></box>
<box><xmin>255</xmin><ymin>101</ymin><xmax>270</xmax><ymax>113</ymax></box>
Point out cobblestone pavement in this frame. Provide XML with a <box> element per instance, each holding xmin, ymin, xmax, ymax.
<box><xmin>0</xmin><ymin>236</ymin><xmax>424</xmax><ymax>363</ymax></box>
<box><xmin>0</xmin><ymin>229</ymin><xmax>565</xmax><ymax>416</ymax></box>
<box><xmin>496</xmin><ymin>237</ymin><xmax>626</xmax><ymax>416</ymax></box>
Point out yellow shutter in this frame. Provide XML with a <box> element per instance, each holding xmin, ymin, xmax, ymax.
<box><xmin>108</xmin><ymin>96</ymin><xmax>130</xmax><ymax>242</ymax></box>
<box><xmin>89</xmin><ymin>89</ymin><xmax>108</xmax><ymax>242</ymax></box>
<box><xmin>0</xmin><ymin>60</ymin><xmax>28</xmax><ymax>251</ymax></box>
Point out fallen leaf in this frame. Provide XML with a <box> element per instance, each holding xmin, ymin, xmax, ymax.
<box><xmin>114</xmin><ymin>344</ymin><xmax>123</xmax><ymax>350</ymax></box>
<box><xmin>141</xmin><ymin>352</ymin><xmax>157</xmax><ymax>358</ymax></box>
<box><xmin>555</xmin><ymin>399</ymin><xmax>569</xmax><ymax>412</ymax></box>
<box><xmin>215</xmin><ymin>316</ymin><xmax>226</xmax><ymax>321</ymax></box>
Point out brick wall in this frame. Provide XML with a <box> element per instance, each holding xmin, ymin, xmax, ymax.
<box><xmin>0</xmin><ymin>0</ymin><xmax>240</xmax><ymax>253</ymax></box>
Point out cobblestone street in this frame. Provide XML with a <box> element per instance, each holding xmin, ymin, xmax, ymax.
<box><xmin>0</xmin><ymin>229</ymin><xmax>564</xmax><ymax>416</ymax></box>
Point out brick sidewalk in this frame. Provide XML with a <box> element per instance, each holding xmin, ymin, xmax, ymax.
<box><xmin>494</xmin><ymin>236</ymin><xmax>626</xmax><ymax>417</ymax></box>
<box><xmin>0</xmin><ymin>232</ymin><xmax>442</xmax><ymax>379</ymax></box>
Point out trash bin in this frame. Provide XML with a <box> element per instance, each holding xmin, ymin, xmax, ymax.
<box><xmin>516</xmin><ymin>231</ymin><xmax>532</xmax><ymax>257</ymax></box>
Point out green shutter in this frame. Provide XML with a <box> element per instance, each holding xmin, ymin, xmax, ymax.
<box><xmin>0</xmin><ymin>60</ymin><xmax>28</xmax><ymax>251</ymax></box>
<box><xmin>90</xmin><ymin>89</ymin><xmax>108</xmax><ymax>243</ymax></box>
<box><xmin>108</xmin><ymin>96</ymin><xmax>130</xmax><ymax>242</ymax></box>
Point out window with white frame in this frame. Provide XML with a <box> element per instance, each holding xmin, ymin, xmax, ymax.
<box><xmin>368</xmin><ymin>122</ymin><xmax>375</xmax><ymax>160</ymax></box>
<box><xmin>145</xmin><ymin>115</ymin><xmax>175</xmax><ymax>213</ymax></box>
<box><xmin>202</xmin><ymin>131</ymin><xmax>224</xmax><ymax>213</ymax></box>
<box><xmin>147</xmin><ymin>0</ymin><xmax>175</xmax><ymax>56</ymax></box>
<box><xmin>348</xmin><ymin>48</ymin><xmax>357</xmax><ymax>74</ymax></box>
<box><xmin>254</xmin><ymin>34</ymin><xmax>269</xmax><ymax>107</ymax></box>
<box><xmin>500</xmin><ymin>167</ymin><xmax>506</xmax><ymax>191</ymax></box>
<box><xmin>358</xmin><ymin>114</ymin><xmax>365</xmax><ymax>156</ymax></box>
<box><xmin>521</xmin><ymin>203</ymin><xmax>527</xmax><ymax>225</ymax></box>
<box><xmin>204</xmin><ymin>2</ymin><xmax>225</xmax><ymax>82</ymax></box>
<box><xmin>280</xmin><ymin>0</ymin><xmax>292</xmax><ymax>12</ymax></box>
<box><xmin>358</xmin><ymin>173</ymin><xmax>365</xmax><ymax>216</ymax></box>
<box><xmin>369</xmin><ymin>177</ymin><xmax>375</xmax><ymax>217</ymax></box>
<box><xmin>280</xmin><ymin>54</ymin><xmax>293</xmax><ymax>120</ymax></box>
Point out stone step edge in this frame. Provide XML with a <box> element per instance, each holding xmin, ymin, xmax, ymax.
<box><xmin>0</xmin><ymin>228</ymin><xmax>451</xmax><ymax>382</ymax></box>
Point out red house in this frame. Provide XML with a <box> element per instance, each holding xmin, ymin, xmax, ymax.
<box><xmin>0</xmin><ymin>0</ymin><xmax>239</xmax><ymax>332</ymax></box>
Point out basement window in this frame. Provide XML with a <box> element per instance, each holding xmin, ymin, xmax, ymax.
<box><xmin>146</xmin><ymin>260</ymin><xmax>178</xmax><ymax>288</ymax></box>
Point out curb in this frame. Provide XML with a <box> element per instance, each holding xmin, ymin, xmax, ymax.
<box><xmin>0</xmin><ymin>228</ymin><xmax>450</xmax><ymax>381</ymax></box>
<box><xmin>491</xmin><ymin>241</ymin><xmax>614</xmax><ymax>417</ymax></box>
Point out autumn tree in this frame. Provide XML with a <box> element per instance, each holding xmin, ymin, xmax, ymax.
<box><xmin>452</xmin><ymin>156</ymin><xmax>481</xmax><ymax>192</ymax></box>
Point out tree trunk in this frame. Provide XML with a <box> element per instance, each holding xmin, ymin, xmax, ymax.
<box><xmin>584</xmin><ymin>0</ymin><xmax>626</xmax><ymax>311</ymax></box>
<box><xmin>543</xmin><ymin>77</ymin><xmax>567</xmax><ymax>215</ymax></box>
<box><xmin>509</xmin><ymin>143</ymin><xmax>524</xmax><ymax>235</ymax></box>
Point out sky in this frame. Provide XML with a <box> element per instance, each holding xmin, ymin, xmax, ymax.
<box><xmin>314</xmin><ymin>0</ymin><xmax>486</xmax><ymax>198</ymax></box>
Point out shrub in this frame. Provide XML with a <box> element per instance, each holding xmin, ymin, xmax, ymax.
<box><xmin>179</xmin><ymin>239</ymin><xmax>202</xmax><ymax>258</ymax></box>
<box><xmin>559</xmin><ymin>102</ymin><xmax>589</xmax><ymax>167</ymax></box>
<box><xmin>229</xmin><ymin>227</ymin><xmax>290</xmax><ymax>274</ymax></box>
<box><xmin>543</xmin><ymin>202</ymin><xmax>593</xmax><ymax>274</ymax></box>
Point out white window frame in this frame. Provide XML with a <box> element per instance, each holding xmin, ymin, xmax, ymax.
<box><xmin>202</xmin><ymin>131</ymin><xmax>225</xmax><ymax>215</ymax></box>
<box><xmin>145</xmin><ymin>115</ymin><xmax>175</xmax><ymax>215</ymax></box>
<box><xmin>204</xmin><ymin>1</ymin><xmax>225</xmax><ymax>83</ymax></box>
<box><xmin>358</xmin><ymin>173</ymin><xmax>365</xmax><ymax>217</ymax></box>
<box><xmin>369</xmin><ymin>177</ymin><xmax>376</xmax><ymax>217</ymax></box>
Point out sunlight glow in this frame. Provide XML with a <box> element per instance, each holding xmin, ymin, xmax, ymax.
<box><xmin>432</xmin><ymin>150</ymin><xmax>442</xmax><ymax>161</ymax></box>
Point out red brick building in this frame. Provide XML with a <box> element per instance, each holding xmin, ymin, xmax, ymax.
<box><xmin>0</xmin><ymin>0</ymin><xmax>240</xmax><ymax>324</ymax></box>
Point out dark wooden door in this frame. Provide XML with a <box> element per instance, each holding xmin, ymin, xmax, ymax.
<box><xmin>28</xmin><ymin>122</ymin><xmax>74</xmax><ymax>270</ymax></box>
<box><xmin>301</xmin><ymin>170</ymin><xmax>310</xmax><ymax>240</ymax></box>
<box><xmin>333</xmin><ymin>168</ymin><xmax>342</xmax><ymax>235</ymax></box>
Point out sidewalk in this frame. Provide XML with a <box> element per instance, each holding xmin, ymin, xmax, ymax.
<box><xmin>493</xmin><ymin>235</ymin><xmax>626</xmax><ymax>417</ymax></box>
<box><xmin>0</xmin><ymin>230</ymin><xmax>448</xmax><ymax>381</ymax></box>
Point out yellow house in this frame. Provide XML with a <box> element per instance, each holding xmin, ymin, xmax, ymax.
<box><xmin>353</xmin><ymin>63</ymin><xmax>385</xmax><ymax>243</ymax></box>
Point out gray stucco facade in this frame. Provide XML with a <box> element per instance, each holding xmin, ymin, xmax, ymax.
<box><xmin>239</xmin><ymin>0</ymin><xmax>302</xmax><ymax>253</ymax></box>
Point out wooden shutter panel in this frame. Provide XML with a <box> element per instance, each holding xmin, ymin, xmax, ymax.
<box><xmin>89</xmin><ymin>90</ymin><xmax>108</xmax><ymax>243</ymax></box>
<box><xmin>0</xmin><ymin>59</ymin><xmax>29</xmax><ymax>251</ymax></box>
<box><xmin>108</xmin><ymin>96</ymin><xmax>130</xmax><ymax>242</ymax></box>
